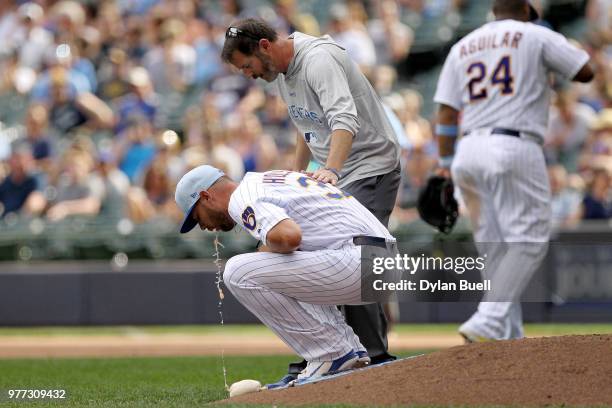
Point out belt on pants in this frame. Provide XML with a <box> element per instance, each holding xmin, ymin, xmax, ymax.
<box><xmin>463</xmin><ymin>127</ymin><xmax>543</xmax><ymax>145</ymax></box>
<box><xmin>353</xmin><ymin>236</ymin><xmax>388</xmax><ymax>249</ymax></box>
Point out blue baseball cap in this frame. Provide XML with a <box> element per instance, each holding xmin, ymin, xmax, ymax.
<box><xmin>175</xmin><ymin>165</ymin><xmax>225</xmax><ymax>233</ymax></box>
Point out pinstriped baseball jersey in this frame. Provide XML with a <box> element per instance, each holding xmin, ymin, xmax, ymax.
<box><xmin>434</xmin><ymin>20</ymin><xmax>589</xmax><ymax>138</ymax></box>
<box><xmin>228</xmin><ymin>170</ymin><xmax>394</xmax><ymax>251</ymax></box>
<box><xmin>223</xmin><ymin>169</ymin><xmax>396</xmax><ymax>362</ymax></box>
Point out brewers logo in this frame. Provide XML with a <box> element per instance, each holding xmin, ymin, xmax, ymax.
<box><xmin>241</xmin><ymin>206</ymin><xmax>256</xmax><ymax>230</ymax></box>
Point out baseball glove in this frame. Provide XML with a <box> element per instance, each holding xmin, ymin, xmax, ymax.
<box><xmin>417</xmin><ymin>176</ymin><xmax>459</xmax><ymax>234</ymax></box>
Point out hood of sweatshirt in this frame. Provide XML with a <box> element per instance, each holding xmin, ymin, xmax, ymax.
<box><xmin>285</xmin><ymin>32</ymin><xmax>345</xmax><ymax>79</ymax></box>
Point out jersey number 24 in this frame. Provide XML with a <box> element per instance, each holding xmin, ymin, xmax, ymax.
<box><xmin>468</xmin><ymin>55</ymin><xmax>514</xmax><ymax>101</ymax></box>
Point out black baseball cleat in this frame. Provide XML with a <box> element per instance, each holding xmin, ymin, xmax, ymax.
<box><xmin>369</xmin><ymin>353</ymin><xmax>397</xmax><ymax>365</ymax></box>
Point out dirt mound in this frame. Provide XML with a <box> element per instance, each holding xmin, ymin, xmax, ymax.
<box><xmin>225</xmin><ymin>334</ymin><xmax>612</xmax><ymax>406</ymax></box>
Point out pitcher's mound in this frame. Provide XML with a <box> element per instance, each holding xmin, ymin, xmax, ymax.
<box><xmin>227</xmin><ymin>334</ymin><xmax>612</xmax><ymax>406</ymax></box>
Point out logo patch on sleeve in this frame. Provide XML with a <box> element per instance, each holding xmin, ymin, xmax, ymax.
<box><xmin>241</xmin><ymin>206</ymin><xmax>257</xmax><ymax>231</ymax></box>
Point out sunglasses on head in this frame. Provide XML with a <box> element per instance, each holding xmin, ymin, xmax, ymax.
<box><xmin>225</xmin><ymin>26</ymin><xmax>260</xmax><ymax>41</ymax></box>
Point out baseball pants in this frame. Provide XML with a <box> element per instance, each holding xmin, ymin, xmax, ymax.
<box><xmin>223</xmin><ymin>246</ymin><xmax>368</xmax><ymax>362</ymax></box>
<box><xmin>451</xmin><ymin>130</ymin><xmax>551</xmax><ymax>340</ymax></box>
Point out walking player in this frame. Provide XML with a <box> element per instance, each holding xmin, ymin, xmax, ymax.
<box><xmin>433</xmin><ymin>0</ymin><xmax>593</xmax><ymax>341</ymax></box>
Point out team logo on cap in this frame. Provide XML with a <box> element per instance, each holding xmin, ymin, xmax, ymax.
<box><xmin>242</xmin><ymin>206</ymin><xmax>256</xmax><ymax>231</ymax></box>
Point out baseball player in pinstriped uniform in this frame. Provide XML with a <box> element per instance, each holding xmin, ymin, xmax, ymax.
<box><xmin>175</xmin><ymin>165</ymin><xmax>396</xmax><ymax>382</ymax></box>
<box><xmin>434</xmin><ymin>0</ymin><xmax>594</xmax><ymax>341</ymax></box>
<box><xmin>220</xmin><ymin>18</ymin><xmax>401</xmax><ymax>381</ymax></box>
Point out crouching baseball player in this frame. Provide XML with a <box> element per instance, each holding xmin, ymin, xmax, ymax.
<box><xmin>175</xmin><ymin>165</ymin><xmax>397</xmax><ymax>384</ymax></box>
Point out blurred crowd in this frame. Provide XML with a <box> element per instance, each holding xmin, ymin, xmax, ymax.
<box><xmin>0</xmin><ymin>0</ymin><xmax>611</xmax><ymax>235</ymax></box>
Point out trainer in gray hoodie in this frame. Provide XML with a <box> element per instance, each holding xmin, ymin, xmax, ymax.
<box><xmin>222</xmin><ymin>20</ymin><xmax>400</xmax><ymax>190</ymax></box>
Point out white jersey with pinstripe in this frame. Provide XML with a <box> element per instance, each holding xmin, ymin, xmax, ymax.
<box><xmin>433</xmin><ymin>20</ymin><xmax>589</xmax><ymax>341</ymax></box>
<box><xmin>228</xmin><ymin>170</ymin><xmax>394</xmax><ymax>249</ymax></box>
<box><xmin>434</xmin><ymin>19</ymin><xmax>590</xmax><ymax>138</ymax></box>
<box><xmin>223</xmin><ymin>170</ymin><xmax>395</xmax><ymax>362</ymax></box>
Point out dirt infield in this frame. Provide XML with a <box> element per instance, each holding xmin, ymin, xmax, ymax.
<box><xmin>0</xmin><ymin>332</ymin><xmax>460</xmax><ymax>358</ymax></box>
<box><xmin>226</xmin><ymin>335</ymin><xmax>612</xmax><ymax>407</ymax></box>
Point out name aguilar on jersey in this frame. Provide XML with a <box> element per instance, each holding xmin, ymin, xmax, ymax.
<box><xmin>460</xmin><ymin>31</ymin><xmax>523</xmax><ymax>59</ymax></box>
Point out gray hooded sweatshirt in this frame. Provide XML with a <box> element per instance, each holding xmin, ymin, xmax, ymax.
<box><xmin>273</xmin><ymin>32</ymin><xmax>400</xmax><ymax>188</ymax></box>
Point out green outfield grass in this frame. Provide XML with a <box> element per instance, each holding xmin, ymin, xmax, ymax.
<box><xmin>0</xmin><ymin>352</ymin><xmax>425</xmax><ymax>408</ymax></box>
<box><xmin>1</xmin><ymin>324</ymin><xmax>609</xmax><ymax>407</ymax></box>
<box><xmin>0</xmin><ymin>323</ymin><xmax>611</xmax><ymax>337</ymax></box>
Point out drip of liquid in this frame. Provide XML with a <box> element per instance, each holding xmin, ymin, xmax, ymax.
<box><xmin>213</xmin><ymin>234</ymin><xmax>228</xmax><ymax>392</ymax></box>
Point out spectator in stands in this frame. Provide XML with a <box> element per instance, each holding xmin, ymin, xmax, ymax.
<box><xmin>63</xmin><ymin>41</ymin><xmax>98</xmax><ymax>94</ymax></box>
<box><xmin>191</xmin><ymin>19</ymin><xmax>224</xmax><ymax>88</ymax></box>
<box><xmin>400</xmin><ymin>0</ymin><xmax>457</xmax><ymax>19</ymax></box>
<box><xmin>96</xmin><ymin>48</ymin><xmax>131</xmax><ymax>103</ymax></box>
<box><xmin>94</xmin><ymin>2</ymin><xmax>126</xmax><ymax>59</ymax></box>
<box><xmin>49</xmin><ymin>1</ymin><xmax>87</xmax><ymax>44</ymax></box>
<box><xmin>404</xmin><ymin>136</ymin><xmax>437</xmax><ymax>206</ymax></box>
<box><xmin>40</xmin><ymin>65</ymin><xmax>114</xmax><ymax>135</ymax></box>
<box><xmin>115</xmin><ymin>112</ymin><xmax>157</xmax><ymax>183</ymax></box>
<box><xmin>226</xmin><ymin>112</ymin><xmax>278</xmax><ymax>172</ymax></box>
<box><xmin>327</xmin><ymin>3</ymin><xmax>377</xmax><ymax>74</ymax></box>
<box><xmin>548</xmin><ymin>164</ymin><xmax>583</xmax><ymax>229</ymax></box>
<box><xmin>142</xmin><ymin>156</ymin><xmax>183</xmax><ymax>220</ymax></box>
<box><xmin>115</xmin><ymin>66</ymin><xmax>159</xmax><ymax>134</ymax></box>
<box><xmin>22</xmin><ymin>104</ymin><xmax>54</xmax><ymax>167</ymax></box>
<box><xmin>259</xmin><ymin>92</ymin><xmax>294</xmax><ymax>157</ymax></box>
<box><xmin>118</xmin><ymin>146</ymin><xmax>180</xmax><ymax>223</ymax></box>
<box><xmin>211</xmin><ymin>0</ymin><xmax>253</xmax><ymax>29</ymax></box>
<box><xmin>368</xmin><ymin>0</ymin><xmax>413</xmax><ymax>66</ymax></box>
<box><xmin>95</xmin><ymin>150</ymin><xmax>130</xmax><ymax>220</ymax></box>
<box><xmin>586</xmin><ymin>0</ymin><xmax>612</xmax><ymax>44</ymax></box>
<box><xmin>371</xmin><ymin>65</ymin><xmax>398</xmax><ymax>97</ymax></box>
<box><xmin>401</xmin><ymin>89</ymin><xmax>434</xmax><ymax>154</ymax></box>
<box><xmin>546</xmin><ymin>87</ymin><xmax>597</xmax><ymax>173</ymax></box>
<box><xmin>573</xmin><ymin>39</ymin><xmax>610</xmax><ymax>113</ymax></box>
<box><xmin>14</xmin><ymin>2</ymin><xmax>53</xmax><ymax>71</ymax></box>
<box><xmin>346</xmin><ymin>0</ymin><xmax>370</xmax><ymax>31</ymax></box>
<box><xmin>0</xmin><ymin>52</ymin><xmax>34</xmax><ymax>127</ymax></box>
<box><xmin>45</xmin><ymin>149</ymin><xmax>104</xmax><ymax>221</ymax></box>
<box><xmin>182</xmin><ymin>103</ymin><xmax>245</xmax><ymax>180</ymax></box>
<box><xmin>0</xmin><ymin>3</ymin><xmax>19</xmax><ymax>60</ymax></box>
<box><xmin>122</xmin><ymin>16</ymin><xmax>148</xmax><ymax>62</ymax></box>
<box><xmin>582</xmin><ymin>168</ymin><xmax>612</xmax><ymax>220</ymax></box>
<box><xmin>143</xmin><ymin>18</ymin><xmax>196</xmax><ymax>93</ymax></box>
<box><xmin>31</xmin><ymin>43</ymin><xmax>114</xmax><ymax>133</ymax></box>
<box><xmin>382</xmin><ymin>93</ymin><xmax>412</xmax><ymax>151</ymax></box>
<box><xmin>273</xmin><ymin>0</ymin><xmax>320</xmax><ymax>36</ymax></box>
<box><xmin>0</xmin><ymin>144</ymin><xmax>46</xmax><ymax>218</ymax></box>
<box><xmin>580</xmin><ymin>109</ymin><xmax>612</xmax><ymax>172</ymax></box>
<box><xmin>118</xmin><ymin>0</ymin><xmax>161</xmax><ymax>16</ymax></box>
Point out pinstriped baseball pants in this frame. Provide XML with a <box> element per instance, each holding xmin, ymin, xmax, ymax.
<box><xmin>223</xmin><ymin>245</ymin><xmax>366</xmax><ymax>362</ymax></box>
<box><xmin>451</xmin><ymin>130</ymin><xmax>551</xmax><ymax>340</ymax></box>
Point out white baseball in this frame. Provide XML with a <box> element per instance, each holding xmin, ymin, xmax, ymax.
<box><xmin>228</xmin><ymin>379</ymin><xmax>263</xmax><ymax>397</ymax></box>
